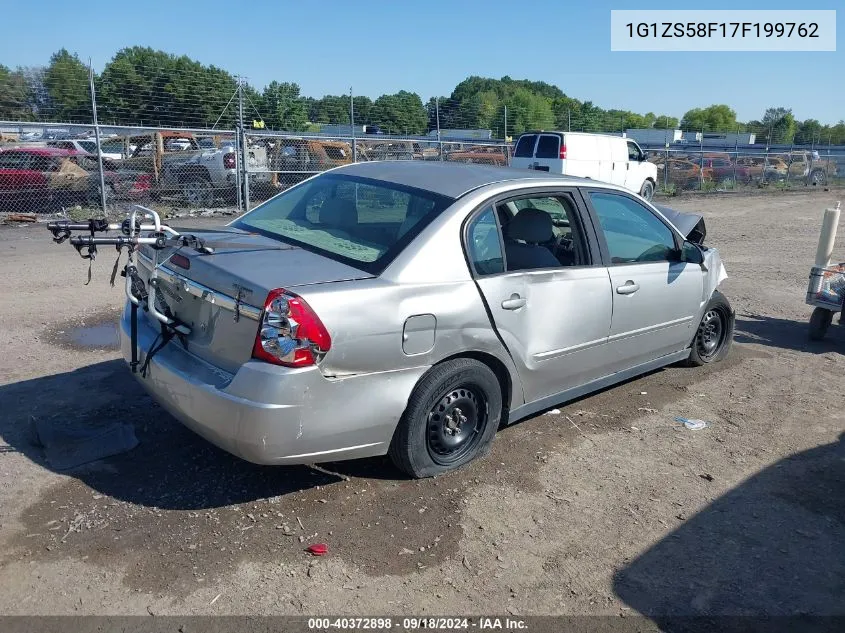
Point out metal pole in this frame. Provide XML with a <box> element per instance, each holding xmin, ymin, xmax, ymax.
<box><xmin>568</xmin><ymin>108</ymin><xmax>571</xmax><ymax>132</ymax></box>
<box><xmin>350</xmin><ymin>87</ymin><xmax>357</xmax><ymax>163</ymax></box>
<box><xmin>733</xmin><ymin>126</ymin><xmax>738</xmax><ymax>188</ymax></box>
<box><xmin>234</xmin><ymin>125</ymin><xmax>242</xmax><ymax>211</ymax></box>
<box><xmin>503</xmin><ymin>106</ymin><xmax>507</xmax><ymax>142</ymax></box>
<box><xmin>699</xmin><ymin>129</ymin><xmax>704</xmax><ymax>191</ymax></box>
<box><xmin>436</xmin><ymin>97</ymin><xmax>443</xmax><ymax>161</ymax></box>
<box><xmin>88</xmin><ymin>60</ymin><xmax>107</xmax><ymax>217</ymax></box>
<box><xmin>238</xmin><ymin>78</ymin><xmax>250</xmax><ymax>211</ymax></box>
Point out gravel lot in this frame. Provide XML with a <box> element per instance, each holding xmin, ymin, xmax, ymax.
<box><xmin>0</xmin><ymin>190</ymin><xmax>843</xmax><ymax>620</ymax></box>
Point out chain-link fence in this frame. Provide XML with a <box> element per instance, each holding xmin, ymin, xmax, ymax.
<box><xmin>3</xmin><ymin>117</ymin><xmax>844</xmax><ymax>220</ymax></box>
<box><xmin>644</xmin><ymin>146</ymin><xmax>843</xmax><ymax>195</ymax></box>
<box><xmin>1</xmin><ymin>56</ymin><xmax>844</xmax><ymax>220</ymax></box>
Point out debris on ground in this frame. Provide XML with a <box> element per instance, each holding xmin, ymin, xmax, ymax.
<box><xmin>674</xmin><ymin>417</ymin><xmax>708</xmax><ymax>431</ymax></box>
<box><xmin>544</xmin><ymin>409</ymin><xmax>561</xmax><ymax>415</ymax></box>
<box><xmin>699</xmin><ymin>473</ymin><xmax>715</xmax><ymax>482</ymax></box>
<box><xmin>7</xmin><ymin>213</ymin><xmax>37</xmax><ymax>223</ymax></box>
<box><xmin>31</xmin><ymin>417</ymin><xmax>139</xmax><ymax>470</ymax></box>
<box><xmin>306</xmin><ymin>543</ymin><xmax>328</xmax><ymax>556</ymax></box>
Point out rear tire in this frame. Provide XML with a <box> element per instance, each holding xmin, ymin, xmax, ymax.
<box><xmin>640</xmin><ymin>180</ymin><xmax>655</xmax><ymax>201</ymax></box>
<box><xmin>686</xmin><ymin>290</ymin><xmax>734</xmax><ymax>366</ymax></box>
<box><xmin>181</xmin><ymin>177</ymin><xmax>215</xmax><ymax>206</ymax></box>
<box><xmin>809</xmin><ymin>170</ymin><xmax>827</xmax><ymax>186</ymax></box>
<box><xmin>389</xmin><ymin>358</ymin><xmax>502</xmax><ymax>478</ymax></box>
<box><xmin>809</xmin><ymin>307</ymin><xmax>833</xmax><ymax>341</ymax></box>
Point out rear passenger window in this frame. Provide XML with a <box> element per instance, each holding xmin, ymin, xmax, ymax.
<box><xmin>513</xmin><ymin>135</ymin><xmax>537</xmax><ymax>158</ymax></box>
<box><xmin>467</xmin><ymin>207</ymin><xmax>504</xmax><ymax>275</ymax></box>
<box><xmin>535</xmin><ymin>135</ymin><xmax>560</xmax><ymax>159</ymax></box>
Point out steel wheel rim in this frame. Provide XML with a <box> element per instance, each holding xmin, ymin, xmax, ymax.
<box><xmin>426</xmin><ymin>385</ymin><xmax>486</xmax><ymax>465</ymax></box>
<box><xmin>697</xmin><ymin>309</ymin><xmax>725</xmax><ymax>359</ymax></box>
<box><xmin>642</xmin><ymin>182</ymin><xmax>654</xmax><ymax>199</ymax></box>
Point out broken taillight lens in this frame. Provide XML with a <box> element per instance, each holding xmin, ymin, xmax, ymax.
<box><xmin>223</xmin><ymin>152</ymin><xmax>236</xmax><ymax>169</ymax></box>
<box><xmin>252</xmin><ymin>289</ymin><xmax>331</xmax><ymax>367</ymax></box>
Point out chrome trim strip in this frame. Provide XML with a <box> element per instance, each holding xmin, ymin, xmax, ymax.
<box><xmin>137</xmin><ymin>253</ymin><xmax>262</xmax><ymax>322</ymax></box>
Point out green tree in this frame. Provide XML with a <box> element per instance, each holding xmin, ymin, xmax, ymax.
<box><xmin>263</xmin><ymin>81</ymin><xmax>308</xmax><ymax>131</ymax></box>
<box><xmin>352</xmin><ymin>96</ymin><xmax>372</xmax><ymax>125</ymax></box>
<box><xmin>0</xmin><ymin>64</ymin><xmax>33</xmax><ymax>120</ymax></box>
<box><xmin>762</xmin><ymin>107</ymin><xmax>797</xmax><ymax>144</ymax></box>
<box><xmin>311</xmin><ymin>95</ymin><xmax>350</xmax><ymax>124</ymax></box>
<box><xmin>498</xmin><ymin>87</ymin><xmax>554</xmax><ymax>135</ymax></box>
<box><xmin>43</xmin><ymin>49</ymin><xmax>90</xmax><ymax>122</ymax></box>
<box><xmin>370</xmin><ymin>91</ymin><xmax>427</xmax><ymax>134</ymax></box>
<box><xmin>97</xmin><ymin>47</ymin><xmax>239</xmax><ymax>127</ymax></box>
<box><xmin>653</xmin><ymin>114</ymin><xmax>679</xmax><ymax>129</ymax></box>
<box><xmin>680</xmin><ymin>105</ymin><xmax>737</xmax><ymax>132</ymax></box>
<box><xmin>795</xmin><ymin>119</ymin><xmax>823</xmax><ymax>145</ymax></box>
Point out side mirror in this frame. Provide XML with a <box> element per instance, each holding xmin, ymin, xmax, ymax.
<box><xmin>680</xmin><ymin>240</ymin><xmax>704</xmax><ymax>265</ymax></box>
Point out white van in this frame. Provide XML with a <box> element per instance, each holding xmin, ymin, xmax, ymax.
<box><xmin>510</xmin><ymin>131</ymin><xmax>657</xmax><ymax>200</ymax></box>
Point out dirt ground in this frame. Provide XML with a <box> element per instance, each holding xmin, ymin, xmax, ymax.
<box><xmin>0</xmin><ymin>190</ymin><xmax>843</xmax><ymax>620</ymax></box>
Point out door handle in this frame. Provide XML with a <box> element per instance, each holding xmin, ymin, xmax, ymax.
<box><xmin>501</xmin><ymin>294</ymin><xmax>526</xmax><ymax>310</ymax></box>
<box><xmin>616</xmin><ymin>281</ymin><xmax>639</xmax><ymax>295</ymax></box>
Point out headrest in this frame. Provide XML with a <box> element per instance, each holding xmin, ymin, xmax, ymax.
<box><xmin>319</xmin><ymin>198</ymin><xmax>357</xmax><ymax>228</ymax></box>
<box><xmin>506</xmin><ymin>208</ymin><xmax>553</xmax><ymax>243</ymax></box>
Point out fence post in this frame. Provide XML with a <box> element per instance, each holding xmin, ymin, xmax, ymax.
<box><xmin>699</xmin><ymin>129</ymin><xmax>704</xmax><ymax>191</ymax></box>
<box><xmin>88</xmin><ymin>60</ymin><xmax>107</xmax><ymax>217</ymax></box>
<box><xmin>664</xmin><ymin>143</ymin><xmax>669</xmax><ymax>191</ymax></box>
<box><xmin>732</xmin><ymin>126</ymin><xmax>738</xmax><ymax>188</ymax></box>
<box><xmin>436</xmin><ymin>96</ymin><xmax>443</xmax><ymax>161</ymax></box>
<box><xmin>238</xmin><ymin>78</ymin><xmax>250</xmax><ymax>212</ymax></box>
<box><xmin>568</xmin><ymin>108</ymin><xmax>571</xmax><ymax>132</ymax></box>
<box><xmin>503</xmin><ymin>106</ymin><xmax>507</xmax><ymax>143</ymax></box>
<box><xmin>234</xmin><ymin>123</ymin><xmax>243</xmax><ymax>212</ymax></box>
<box><xmin>785</xmin><ymin>140</ymin><xmax>794</xmax><ymax>186</ymax></box>
<box><xmin>350</xmin><ymin>87</ymin><xmax>357</xmax><ymax>163</ymax></box>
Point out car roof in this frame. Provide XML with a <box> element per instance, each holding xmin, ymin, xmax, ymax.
<box><xmin>0</xmin><ymin>147</ymin><xmax>79</xmax><ymax>156</ymax></box>
<box><xmin>331</xmin><ymin>161</ymin><xmax>596</xmax><ymax>198</ymax></box>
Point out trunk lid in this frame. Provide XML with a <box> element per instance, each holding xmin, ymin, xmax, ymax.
<box><xmin>136</xmin><ymin>229</ymin><xmax>373</xmax><ymax>372</ymax></box>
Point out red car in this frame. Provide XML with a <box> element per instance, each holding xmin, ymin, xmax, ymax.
<box><xmin>701</xmin><ymin>157</ymin><xmax>752</xmax><ymax>185</ymax></box>
<box><xmin>0</xmin><ymin>147</ymin><xmax>148</xmax><ymax>212</ymax></box>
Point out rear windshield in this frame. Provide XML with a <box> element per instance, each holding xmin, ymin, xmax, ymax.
<box><xmin>514</xmin><ymin>134</ymin><xmax>537</xmax><ymax>158</ymax></box>
<box><xmin>535</xmin><ymin>135</ymin><xmax>560</xmax><ymax>159</ymax></box>
<box><xmin>232</xmin><ymin>174</ymin><xmax>454</xmax><ymax>275</ymax></box>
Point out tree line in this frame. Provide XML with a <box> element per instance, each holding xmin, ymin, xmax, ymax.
<box><xmin>2</xmin><ymin>47</ymin><xmax>844</xmax><ymax>145</ymax></box>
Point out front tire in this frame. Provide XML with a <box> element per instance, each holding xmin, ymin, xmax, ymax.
<box><xmin>686</xmin><ymin>290</ymin><xmax>734</xmax><ymax>366</ymax></box>
<box><xmin>809</xmin><ymin>307</ymin><xmax>833</xmax><ymax>341</ymax></box>
<box><xmin>389</xmin><ymin>358</ymin><xmax>502</xmax><ymax>478</ymax></box>
<box><xmin>640</xmin><ymin>180</ymin><xmax>655</xmax><ymax>201</ymax></box>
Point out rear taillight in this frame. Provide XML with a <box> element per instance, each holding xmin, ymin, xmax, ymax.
<box><xmin>559</xmin><ymin>144</ymin><xmax>567</xmax><ymax>160</ymax></box>
<box><xmin>252</xmin><ymin>289</ymin><xmax>331</xmax><ymax>367</ymax></box>
<box><xmin>223</xmin><ymin>152</ymin><xmax>236</xmax><ymax>169</ymax></box>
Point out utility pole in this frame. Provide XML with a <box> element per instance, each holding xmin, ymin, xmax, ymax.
<box><xmin>88</xmin><ymin>59</ymin><xmax>107</xmax><ymax>217</ymax></box>
<box><xmin>350</xmin><ymin>87</ymin><xmax>356</xmax><ymax>162</ymax></box>
<box><xmin>436</xmin><ymin>96</ymin><xmax>442</xmax><ymax>160</ymax></box>
<box><xmin>503</xmin><ymin>106</ymin><xmax>507</xmax><ymax>142</ymax></box>
<box><xmin>238</xmin><ymin>77</ymin><xmax>250</xmax><ymax>211</ymax></box>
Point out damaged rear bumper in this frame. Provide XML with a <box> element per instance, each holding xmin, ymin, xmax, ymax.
<box><xmin>119</xmin><ymin>303</ymin><xmax>425</xmax><ymax>465</ymax></box>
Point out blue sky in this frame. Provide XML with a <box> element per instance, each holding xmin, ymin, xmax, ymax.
<box><xmin>1</xmin><ymin>0</ymin><xmax>842</xmax><ymax>123</ymax></box>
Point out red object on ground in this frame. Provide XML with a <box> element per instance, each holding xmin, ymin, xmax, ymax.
<box><xmin>306</xmin><ymin>543</ymin><xmax>328</xmax><ymax>556</ymax></box>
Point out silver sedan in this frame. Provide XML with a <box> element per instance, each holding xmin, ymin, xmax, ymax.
<box><xmin>122</xmin><ymin>161</ymin><xmax>733</xmax><ymax>477</ymax></box>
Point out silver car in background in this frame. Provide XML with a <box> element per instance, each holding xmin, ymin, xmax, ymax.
<box><xmin>123</xmin><ymin>161</ymin><xmax>733</xmax><ymax>477</ymax></box>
